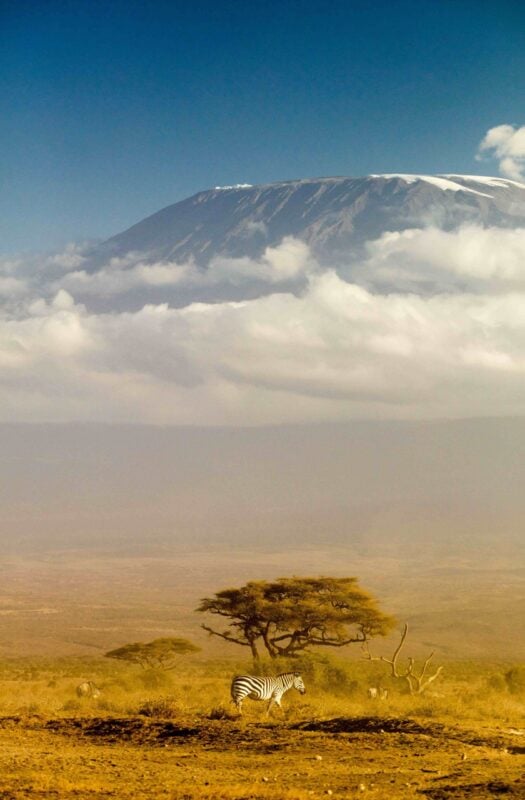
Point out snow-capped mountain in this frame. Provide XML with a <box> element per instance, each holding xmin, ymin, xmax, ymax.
<box><xmin>91</xmin><ymin>174</ymin><xmax>525</xmax><ymax>268</ymax></box>
<box><xmin>4</xmin><ymin>173</ymin><xmax>525</xmax><ymax>427</ymax></box>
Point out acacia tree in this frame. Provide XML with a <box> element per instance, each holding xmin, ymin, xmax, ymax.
<box><xmin>105</xmin><ymin>637</ymin><xmax>200</xmax><ymax>670</ymax></box>
<box><xmin>197</xmin><ymin>577</ymin><xmax>395</xmax><ymax>660</ymax></box>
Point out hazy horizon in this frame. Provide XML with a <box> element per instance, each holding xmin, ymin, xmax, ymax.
<box><xmin>1</xmin><ymin>416</ymin><xmax>523</xmax><ymax>557</ymax></box>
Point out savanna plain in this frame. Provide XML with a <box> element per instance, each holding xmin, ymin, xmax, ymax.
<box><xmin>0</xmin><ymin>651</ymin><xmax>524</xmax><ymax>800</ymax></box>
<box><xmin>0</xmin><ymin>552</ymin><xmax>524</xmax><ymax>800</ymax></box>
<box><xmin>0</xmin><ymin>421</ymin><xmax>524</xmax><ymax>799</ymax></box>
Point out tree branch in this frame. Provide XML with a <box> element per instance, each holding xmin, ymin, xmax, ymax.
<box><xmin>201</xmin><ymin>624</ymin><xmax>251</xmax><ymax>647</ymax></box>
<box><xmin>363</xmin><ymin>623</ymin><xmax>443</xmax><ymax>695</ymax></box>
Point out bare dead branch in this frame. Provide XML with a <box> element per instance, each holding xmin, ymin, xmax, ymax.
<box><xmin>363</xmin><ymin>623</ymin><xmax>443</xmax><ymax>695</ymax></box>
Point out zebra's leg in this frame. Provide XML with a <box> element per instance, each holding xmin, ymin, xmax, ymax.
<box><xmin>230</xmin><ymin>693</ymin><xmax>242</xmax><ymax>714</ymax></box>
<box><xmin>267</xmin><ymin>690</ymin><xmax>283</xmax><ymax>716</ymax></box>
<box><xmin>275</xmin><ymin>694</ymin><xmax>285</xmax><ymax>715</ymax></box>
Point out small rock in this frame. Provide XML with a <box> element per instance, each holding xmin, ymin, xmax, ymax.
<box><xmin>358</xmin><ymin>784</ymin><xmax>366</xmax><ymax>792</ymax></box>
<box><xmin>326</xmin><ymin>791</ymin><xmax>333</xmax><ymax>796</ymax></box>
<box><xmin>315</xmin><ymin>754</ymin><xmax>323</xmax><ymax>761</ymax></box>
<box><xmin>262</xmin><ymin>777</ymin><xmax>269</xmax><ymax>782</ymax></box>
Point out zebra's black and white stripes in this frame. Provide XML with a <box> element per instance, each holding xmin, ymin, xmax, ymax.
<box><xmin>230</xmin><ymin>672</ymin><xmax>306</xmax><ymax>714</ymax></box>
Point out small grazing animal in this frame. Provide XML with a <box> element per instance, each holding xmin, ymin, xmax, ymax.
<box><xmin>76</xmin><ymin>681</ymin><xmax>101</xmax><ymax>699</ymax></box>
<box><xmin>230</xmin><ymin>672</ymin><xmax>306</xmax><ymax>715</ymax></box>
<box><xmin>367</xmin><ymin>686</ymin><xmax>388</xmax><ymax>699</ymax></box>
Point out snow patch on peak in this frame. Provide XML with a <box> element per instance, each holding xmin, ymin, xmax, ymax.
<box><xmin>441</xmin><ymin>174</ymin><xmax>525</xmax><ymax>189</ymax></box>
<box><xmin>214</xmin><ymin>183</ymin><xmax>253</xmax><ymax>191</ymax></box>
<box><xmin>370</xmin><ymin>174</ymin><xmax>493</xmax><ymax>198</ymax></box>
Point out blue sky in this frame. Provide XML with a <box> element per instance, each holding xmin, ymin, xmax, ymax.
<box><xmin>1</xmin><ymin>0</ymin><xmax>524</xmax><ymax>252</ymax></box>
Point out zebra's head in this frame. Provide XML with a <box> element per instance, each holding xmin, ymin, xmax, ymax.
<box><xmin>292</xmin><ymin>672</ymin><xmax>306</xmax><ymax>694</ymax></box>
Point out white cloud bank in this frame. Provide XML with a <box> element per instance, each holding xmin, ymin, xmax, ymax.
<box><xmin>56</xmin><ymin>237</ymin><xmax>313</xmax><ymax>297</ymax></box>
<box><xmin>0</xmin><ymin>226</ymin><xmax>525</xmax><ymax>425</ymax></box>
<box><xmin>357</xmin><ymin>225</ymin><xmax>525</xmax><ymax>293</ymax></box>
<box><xmin>477</xmin><ymin>124</ymin><xmax>525</xmax><ymax>181</ymax></box>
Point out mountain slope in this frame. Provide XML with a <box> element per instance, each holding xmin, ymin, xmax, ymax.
<box><xmin>91</xmin><ymin>174</ymin><xmax>525</xmax><ymax>267</ymax></box>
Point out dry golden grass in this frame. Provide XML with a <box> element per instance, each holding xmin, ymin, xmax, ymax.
<box><xmin>0</xmin><ymin>655</ymin><xmax>523</xmax><ymax>799</ymax></box>
<box><xmin>0</xmin><ymin>655</ymin><xmax>523</xmax><ymax>724</ymax></box>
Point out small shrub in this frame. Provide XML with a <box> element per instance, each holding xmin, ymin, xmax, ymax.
<box><xmin>61</xmin><ymin>699</ymin><xmax>81</xmax><ymax>712</ymax></box>
<box><xmin>137</xmin><ymin>697</ymin><xmax>178</xmax><ymax>718</ymax></box>
<box><xmin>486</xmin><ymin>673</ymin><xmax>507</xmax><ymax>693</ymax></box>
<box><xmin>412</xmin><ymin>703</ymin><xmax>437</xmax><ymax>717</ymax></box>
<box><xmin>95</xmin><ymin>699</ymin><xmax>118</xmax><ymax>712</ymax></box>
<box><xmin>18</xmin><ymin>703</ymin><xmax>40</xmax><ymax>715</ymax></box>
<box><xmin>505</xmin><ymin>666</ymin><xmax>525</xmax><ymax>695</ymax></box>
<box><xmin>208</xmin><ymin>705</ymin><xmax>236</xmax><ymax>720</ymax></box>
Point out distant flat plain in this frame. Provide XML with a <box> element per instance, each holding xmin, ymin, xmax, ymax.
<box><xmin>0</xmin><ymin>418</ymin><xmax>523</xmax><ymax>660</ymax></box>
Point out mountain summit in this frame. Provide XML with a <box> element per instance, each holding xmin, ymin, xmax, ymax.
<box><xmin>92</xmin><ymin>174</ymin><xmax>525</xmax><ymax>267</ymax></box>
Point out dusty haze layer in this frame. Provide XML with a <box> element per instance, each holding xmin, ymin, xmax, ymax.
<box><xmin>0</xmin><ymin>419</ymin><xmax>523</xmax><ymax>659</ymax></box>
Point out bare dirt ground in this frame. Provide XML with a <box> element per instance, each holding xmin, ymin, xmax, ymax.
<box><xmin>0</xmin><ymin>714</ymin><xmax>523</xmax><ymax>800</ymax></box>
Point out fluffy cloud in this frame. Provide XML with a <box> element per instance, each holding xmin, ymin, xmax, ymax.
<box><xmin>0</xmin><ymin>227</ymin><xmax>524</xmax><ymax>424</ymax></box>
<box><xmin>57</xmin><ymin>236</ymin><xmax>313</xmax><ymax>298</ymax></box>
<box><xmin>477</xmin><ymin>124</ymin><xmax>525</xmax><ymax>181</ymax></box>
<box><xmin>0</xmin><ymin>253</ymin><xmax>524</xmax><ymax>423</ymax></box>
<box><xmin>357</xmin><ymin>225</ymin><xmax>525</xmax><ymax>293</ymax></box>
<box><xmin>206</xmin><ymin>236</ymin><xmax>312</xmax><ymax>285</ymax></box>
<box><xmin>59</xmin><ymin>258</ymin><xmax>193</xmax><ymax>296</ymax></box>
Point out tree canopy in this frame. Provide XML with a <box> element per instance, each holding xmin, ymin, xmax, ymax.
<box><xmin>197</xmin><ymin>576</ymin><xmax>395</xmax><ymax>660</ymax></box>
<box><xmin>105</xmin><ymin>637</ymin><xmax>200</xmax><ymax>670</ymax></box>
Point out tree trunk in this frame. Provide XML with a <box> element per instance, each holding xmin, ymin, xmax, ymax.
<box><xmin>250</xmin><ymin>639</ymin><xmax>260</xmax><ymax>662</ymax></box>
<box><xmin>262</xmin><ymin>625</ymin><xmax>279</xmax><ymax>659</ymax></box>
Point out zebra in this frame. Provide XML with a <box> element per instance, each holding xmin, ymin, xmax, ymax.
<box><xmin>230</xmin><ymin>672</ymin><xmax>306</xmax><ymax>715</ymax></box>
<box><xmin>76</xmin><ymin>680</ymin><xmax>101</xmax><ymax>699</ymax></box>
